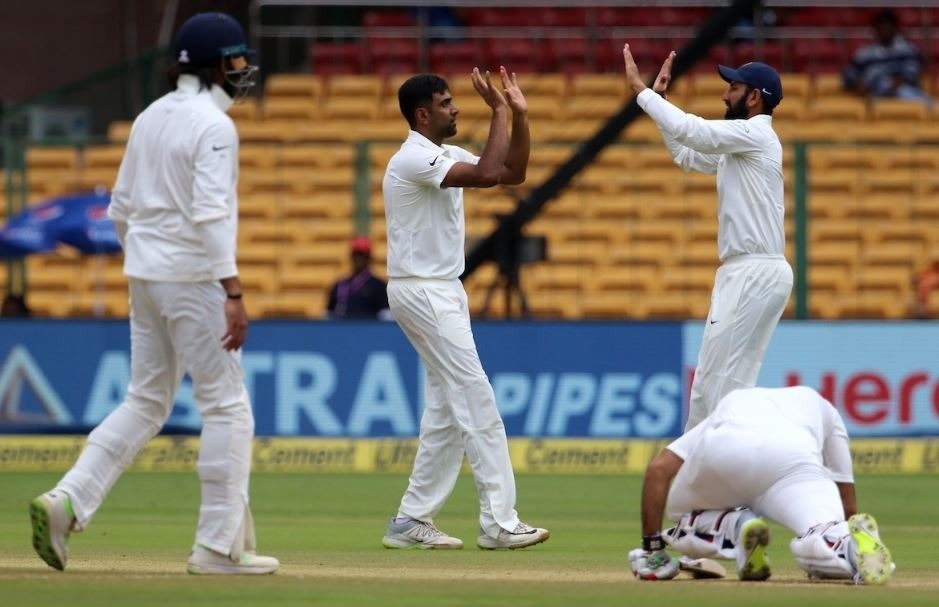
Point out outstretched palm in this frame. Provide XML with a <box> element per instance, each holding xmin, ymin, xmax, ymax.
<box><xmin>500</xmin><ymin>66</ymin><xmax>527</xmax><ymax>113</ymax></box>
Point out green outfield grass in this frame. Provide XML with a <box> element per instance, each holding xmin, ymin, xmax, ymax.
<box><xmin>1</xmin><ymin>472</ymin><xmax>936</xmax><ymax>606</ymax></box>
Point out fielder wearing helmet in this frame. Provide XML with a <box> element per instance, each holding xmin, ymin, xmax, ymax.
<box><xmin>169</xmin><ymin>12</ymin><xmax>258</xmax><ymax>103</ymax></box>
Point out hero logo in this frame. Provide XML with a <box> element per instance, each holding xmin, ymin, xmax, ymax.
<box><xmin>784</xmin><ymin>371</ymin><xmax>939</xmax><ymax>427</ymax></box>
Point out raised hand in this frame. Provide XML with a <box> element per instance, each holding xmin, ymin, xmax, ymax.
<box><xmin>654</xmin><ymin>51</ymin><xmax>677</xmax><ymax>98</ymax></box>
<box><xmin>622</xmin><ymin>43</ymin><xmax>646</xmax><ymax>94</ymax></box>
<box><xmin>471</xmin><ymin>67</ymin><xmax>507</xmax><ymax>110</ymax></box>
<box><xmin>499</xmin><ymin>66</ymin><xmax>527</xmax><ymax>114</ymax></box>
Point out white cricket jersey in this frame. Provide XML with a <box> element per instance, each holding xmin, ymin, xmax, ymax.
<box><xmin>383</xmin><ymin>130</ymin><xmax>479</xmax><ymax>279</ymax></box>
<box><xmin>108</xmin><ymin>75</ymin><xmax>239</xmax><ymax>282</ymax></box>
<box><xmin>667</xmin><ymin>386</ymin><xmax>854</xmax><ymax>483</ymax></box>
<box><xmin>637</xmin><ymin>89</ymin><xmax>785</xmax><ymax>262</ymax></box>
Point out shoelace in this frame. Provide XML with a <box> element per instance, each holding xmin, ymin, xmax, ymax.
<box><xmin>513</xmin><ymin>523</ymin><xmax>535</xmax><ymax>534</ymax></box>
<box><xmin>411</xmin><ymin>522</ymin><xmax>445</xmax><ymax>540</ymax></box>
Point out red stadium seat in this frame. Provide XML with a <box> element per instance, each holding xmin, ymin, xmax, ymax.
<box><xmin>485</xmin><ymin>38</ymin><xmax>545</xmax><ymax>74</ymax></box>
<box><xmin>430</xmin><ymin>40</ymin><xmax>484</xmax><ymax>75</ymax></box>
<box><xmin>368</xmin><ymin>38</ymin><xmax>419</xmax><ymax>75</ymax></box>
<box><xmin>309</xmin><ymin>41</ymin><xmax>366</xmax><ymax>75</ymax></box>
<box><xmin>362</xmin><ymin>10</ymin><xmax>413</xmax><ymax>28</ymax></box>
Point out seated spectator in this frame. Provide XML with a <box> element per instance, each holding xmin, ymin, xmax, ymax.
<box><xmin>1</xmin><ymin>293</ymin><xmax>32</xmax><ymax>318</ymax></box>
<box><xmin>843</xmin><ymin>9</ymin><xmax>930</xmax><ymax>103</ymax></box>
<box><xmin>326</xmin><ymin>236</ymin><xmax>391</xmax><ymax>320</ymax></box>
<box><xmin>914</xmin><ymin>261</ymin><xmax>939</xmax><ymax>318</ymax></box>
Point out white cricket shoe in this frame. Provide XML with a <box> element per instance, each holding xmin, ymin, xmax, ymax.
<box><xmin>476</xmin><ymin>522</ymin><xmax>550</xmax><ymax>550</ymax></box>
<box><xmin>849</xmin><ymin>513</ymin><xmax>894</xmax><ymax>585</ymax></box>
<box><xmin>187</xmin><ymin>545</ymin><xmax>280</xmax><ymax>575</ymax></box>
<box><xmin>736</xmin><ymin>517</ymin><xmax>771</xmax><ymax>581</ymax></box>
<box><xmin>382</xmin><ymin>518</ymin><xmax>463</xmax><ymax>549</ymax></box>
<box><xmin>30</xmin><ymin>490</ymin><xmax>76</xmax><ymax>571</ymax></box>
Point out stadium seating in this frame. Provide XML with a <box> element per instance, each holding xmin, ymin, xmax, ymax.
<box><xmin>18</xmin><ymin>58</ymin><xmax>939</xmax><ymax>320</ymax></box>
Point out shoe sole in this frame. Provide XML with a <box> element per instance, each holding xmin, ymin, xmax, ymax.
<box><xmin>381</xmin><ymin>536</ymin><xmax>463</xmax><ymax>550</ymax></box>
<box><xmin>679</xmin><ymin>557</ymin><xmax>727</xmax><ymax>579</ymax></box>
<box><xmin>187</xmin><ymin>564</ymin><xmax>278</xmax><ymax>575</ymax></box>
<box><xmin>477</xmin><ymin>530</ymin><xmax>550</xmax><ymax>550</ymax></box>
<box><xmin>738</xmin><ymin>519</ymin><xmax>771</xmax><ymax>581</ymax></box>
<box><xmin>29</xmin><ymin>498</ymin><xmax>64</xmax><ymax>571</ymax></box>
<box><xmin>849</xmin><ymin>514</ymin><xmax>893</xmax><ymax>585</ymax></box>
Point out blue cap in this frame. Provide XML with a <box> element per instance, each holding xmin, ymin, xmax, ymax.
<box><xmin>717</xmin><ymin>62</ymin><xmax>783</xmax><ymax>109</ymax></box>
<box><xmin>173</xmin><ymin>12</ymin><xmax>254</xmax><ymax>67</ymax></box>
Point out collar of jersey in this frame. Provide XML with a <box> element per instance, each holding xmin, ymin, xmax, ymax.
<box><xmin>175</xmin><ymin>74</ymin><xmax>234</xmax><ymax>113</ymax></box>
<box><xmin>406</xmin><ymin>129</ymin><xmax>446</xmax><ymax>151</ymax></box>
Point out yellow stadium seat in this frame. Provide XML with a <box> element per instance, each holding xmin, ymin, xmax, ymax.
<box><xmin>327</xmin><ymin>75</ymin><xmax>383</xmax><ymax>99</ymax></box>
<box><xmin>107</xmin><ymin>121</ymin><xmax>133</xmax><ymax>144</ymax></box>
<box><xmin>83</xmin><ymin>146</ymin><xmax>125</xmax><ymax>170</ymax></box>
<box><xmin>27</xmin><ymin>147</ymin><xmax>77</xmax><ymax>171</ymax></box>
<box><xmin>684</xmin><ymin>98</ymin><xmax>725</xmax><ymax>120</ymax></box>
<box><xmin>660</xmin><ymin>267</ymin><xmax>714</xmax><ymax>294</ymax></box>
<box><xmin>563</xmin><ymin>96</ymin><xmax>624</xmax><ymax>120</ymax></box>
<box><xmin>322</xmin><ymin>96</ymin><xmax>379</xmax><ymax>120</ymax></box>
<box><xmin>688</xmin><ymin>73</ymin><xmax>728</xmax><ymax>98</ymax></box>
<box><xmin>807</xmin><ymin>98</ymin><xmax>867</xmax><ymax>121</ymax></box>
<box><xmin>588</xmin><ymin>266</ymin><xmax>658</xmax><ymax>292</ymax></box>
<box><xmin>228</xmin><ymin>97</ymin><xmax>259</xmax><ymax>122</ymax></box>
<box><xmin>263</xmin><ymin>97</ymin><xmax>319</xmax><ymax>122</ymax></box>
<box><xmin>570</xmin><ymin>73</ymin><xmax>626</xmax><ymax>99</ymax></box>
<box><xmin>812</xmin><ymin>74</ymin><xmax>852</xmax><ymax>99</ymax></box>
<box><xmin>808</xmin><ymin>266</ymin><xmax>853</xmax><ymax>294</ymax></box>
<box><xmin>870</xmin><ymin>99</ymin><xmax>928</xmax><ymax>122</ymax></box>
<box><xmin>782</xmin><ymin>73</ymin><xmax>811</xmax><ymax>100</ymax></box>
<box><xmin>264</xmin><ymin>74</ymin><xmax>323</xmax><ymax>100</ymax></box>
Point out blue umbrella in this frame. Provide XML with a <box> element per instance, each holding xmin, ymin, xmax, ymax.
<box><xmin>0</xmin><ymin>192</ymin><xmax>121</xmax><ymax>258</ymax></box>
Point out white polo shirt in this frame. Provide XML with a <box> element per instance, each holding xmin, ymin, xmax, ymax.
<box><xmin>383</xmin><ymin>130</ymin><xmax>479</xmax><ymax>279</ymax></box>
<box><xmin>637</xmin><ymin>89</ymin><xmax>785</xmax><ymax>262</ymax></box>
<box><xmin>667</xmin><ymin>386</ymin><xmax>854</xmax><ymax>483</ymax></box>
<box><xmin>108</xmin><ymin>74</ymin><xmax>239</xmax><ymax>282</ymax></box>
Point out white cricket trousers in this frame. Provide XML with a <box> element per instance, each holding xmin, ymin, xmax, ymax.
<box><xmin>388</xmin><ymin>277</ymin><xmax>521</xmax><ymax>537</ymax></box>
<box><xmin>666</xmin><ymin>423</ymin><xmax>844</xmax><ymax>536</ymax></box>
<box><xmin>686</xmin><ymin>254</ymin><xmax>792</xmax><ymax>431</ymax></box>
<box><xmin>57</xmin><ymin>279</ymin><xmax>256</xmax><ymax>557</ymax></box>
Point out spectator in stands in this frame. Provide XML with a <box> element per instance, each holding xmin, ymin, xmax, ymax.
<box><xmin>914</xmin><ymin>260</ymin><xmax>939</xmax><ymax>318</ymax></box>
<box><xmin>326</xmin><ymin>236</ymin><xmax>391</xmax><ymax>320</ymax></box>
<box><xmin>843</xmin><ymin>9</ymin><xmax>929</xmax><ymax>103</ymax></box>
<box><xmin>1</xmin><ymin>293</ymin><xmax>31</xmax><ymax>317</ymax></box>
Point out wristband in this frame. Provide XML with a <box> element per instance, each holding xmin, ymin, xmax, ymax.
<box><xmin>226</xmin><ymin>293</ymin><xmax>243</xmax><ymax>300</ymax></box>
<box><xmin>642</xmin><ymin>534</ymin><xmax>665</xmax><ymax>552</ymax></box>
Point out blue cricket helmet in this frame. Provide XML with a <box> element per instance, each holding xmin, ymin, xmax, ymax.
<box><xmin>173</xmin><ymin>12</ymin><xmax>254</xmax><ymax>67</ymax></box>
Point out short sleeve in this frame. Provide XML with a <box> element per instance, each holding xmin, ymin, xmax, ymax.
<box><xmin>395</xmin><ymin>147</ymin><xmax>458</xmax><ymax>189</ymax></box>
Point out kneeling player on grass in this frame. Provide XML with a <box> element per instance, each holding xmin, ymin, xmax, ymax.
<box><xmin>629</xmin><ymin>386</ymin><xmax>895</xmax><ymax>584</ymax></box>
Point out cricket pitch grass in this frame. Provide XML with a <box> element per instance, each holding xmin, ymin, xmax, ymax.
<box><xmin>1</xmin><ymin>472</ymin><xmax>936</xmax><ymax>606</ymax></box>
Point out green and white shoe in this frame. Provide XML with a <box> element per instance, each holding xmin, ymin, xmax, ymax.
<box><xmin>849</xmin><ymin>513</ymin><xmax>894</xmax><ymax>585</ymax></box>
<box><xmin>736</xmin><ymin>517</ymin><xmax>771</xmax><ymax>581</ymax></box>
<box><xmin>30</xmin><ymin>490</ymin><xmax>76</xmax><ymax>571</ymax></box>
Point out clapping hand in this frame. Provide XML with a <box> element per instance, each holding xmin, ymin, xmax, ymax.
<box><xmin>499</xmin><ymin>66</ymin><xmax>527</xmax><ymax>114</ymax></box>
<box><xmin>471</xmin><ymin>67</ymin><xmax>508</xmax><ymax>110</ymax></box>
<box><xmin>653</xmin><ymin>51</ymin><xmax>677</xmax><ymax>98</ymax></box>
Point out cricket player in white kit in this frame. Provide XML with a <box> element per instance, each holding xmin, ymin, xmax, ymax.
<box><xmin>628</xmin><ymin>386</ymin><xmax>895</xmax><ymax>585</ymax></box>
<box><xmin>623</xmin><ymin>45</ymin><xmax>794</xmax><ymax>431</ymax></box>
<box><xmin>380</xmin><ymin>70</ymin><xmax>549</xmax><ymax>550</ymax></box>
<box><xmin>29</xmin><ymin>13</ymin><xmax>278</xmax><ymax>575</ymax></box>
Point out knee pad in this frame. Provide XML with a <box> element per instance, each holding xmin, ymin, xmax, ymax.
<box><xmin>663</xmin><ymin>509</ymin><xmax>751</xmax><ymax>560</ymax></box>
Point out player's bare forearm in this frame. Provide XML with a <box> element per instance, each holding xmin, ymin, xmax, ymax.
<box><xmin>501</xmin><ymin>111</ymin><xmax>529</xmax><ymax>185</ymax></box>
<box><xmin>474</xmin><ymin>106</ymin><xmax>510</xmax><ymax>186</ymax></box>
<box><xmin>641</xmin><ymin>450</ymin><xmax>683</xmax><ymax>536</ymax></box>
